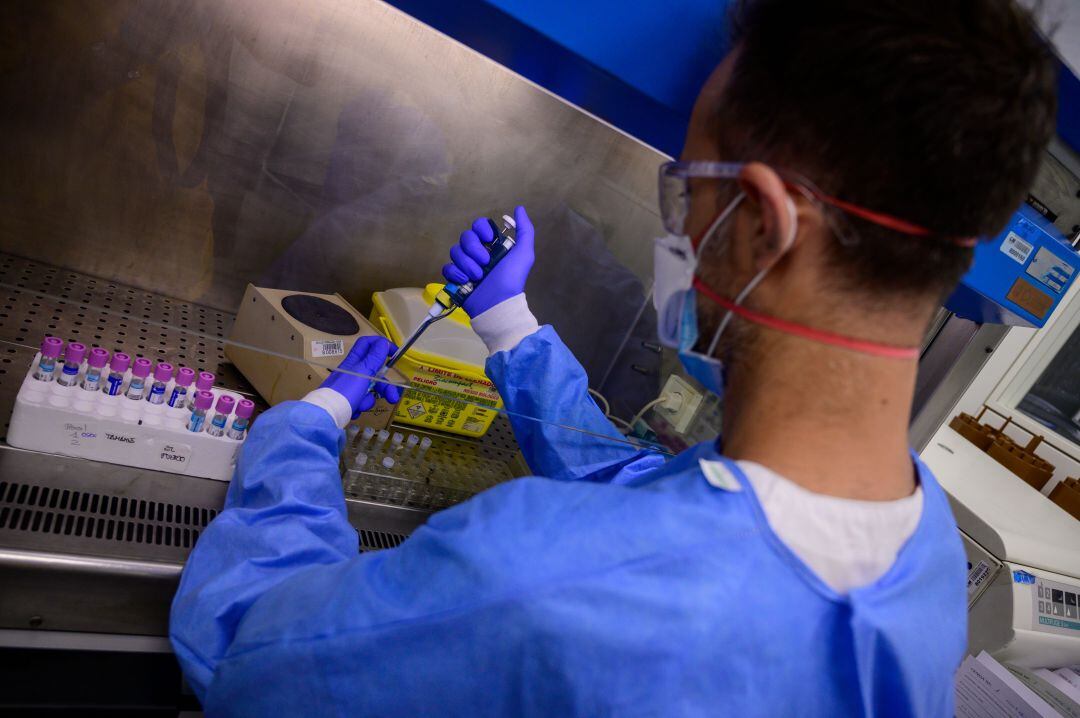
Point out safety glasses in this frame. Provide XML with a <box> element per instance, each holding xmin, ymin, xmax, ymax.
<box><xmin>658</xmin><ymin>161</ymin><xmax>973</xmax><ymax>247</ymax></box>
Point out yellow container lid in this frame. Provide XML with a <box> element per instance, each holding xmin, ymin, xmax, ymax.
<box><xmin>372</xmin><ymin>285</ymin><xmax>489</xmax><ymax>371</ymax></box>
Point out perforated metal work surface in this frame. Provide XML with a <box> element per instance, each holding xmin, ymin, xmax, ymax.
<box><xmin>0</xmin><ymin>253</ymin><xmax>260</xmax><ymax>437</ymax></box>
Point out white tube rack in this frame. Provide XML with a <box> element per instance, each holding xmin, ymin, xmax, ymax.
<box><xmin>7</xmin><ymin>353</ymin><xmax>246</xmax><ymax>481</ymax></box>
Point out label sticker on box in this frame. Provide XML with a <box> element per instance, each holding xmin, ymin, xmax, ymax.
<box><xmin>152</xmin><ymin>440</ymin><xmax>193</xmax><ymax>472</ymax></box>
<box><xmin>311</xmin><ymin>339</ymin><xmax>346</xmax><ymax>358</ymax></box>
<box><xmin>1000</xmin><ymin>231</ymin><xmax>1033</xmax><ymax>264</ymax></box>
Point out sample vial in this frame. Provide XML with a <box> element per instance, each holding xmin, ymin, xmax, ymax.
<box><xmin>146</xmin><ymin>362</ymin><xmax>173</xmax><ymax>404</ymax></box>
<box><xmin>56</xmin><ymin>342</ymin><xmax>86</xmax><ymax>387</ymax></box>
<box><xmin>103</xmin><ymin>352</ymin><xmax>131</xmax><ymax>396</ymax></box>
<box><xmin>406</xmin><ymin>434</ymin><xmax>419</xmax><ymax>449</ymax></box>
<box><xmin>34</xmin><ymin>337</ymin><xmax>64</xmax><ymax>382</ymax></box>
<box><xmin>361</xmin><ymin>426</ymin><xmax>376</xmax><ymax>443</ymax></box>
<box><xmin>169</xmin><ymin>367</ymin><xmax>196</xmax><ymax>408</ymax></box>
<box><xmin>227</xmin><ymin>399</ymin><xmax>255</xmax><ymax>440</ymax></box>
<box><xmin>187</xmin><ymin>390</ymin><xmax>214</xmax><ymax>433</ymax></box>
<box><xmin>381</xmin><ymin>456</ymin><xmax>395</xmax><ymax>470</ymax></box>
<box><xmin>126</xmin><ymin>358</ymin><xmax>153</xmax><ymax>400</ymax></box>
<box><xmin>81</xmin><ymin>348</ymin><xmax>110</xmax><ymax>392</ymax></box>
<box><xmin>376</xmin><ymin>429</ymin><xmax>390</xmax><ymax>445</ymax></box>
<box><xmin>206</xmin><ymin>395</ymin><xmax>235</xmax><ymax>437</ymax></box>
<box><xmin>346</xmin><ymin>424</ymin><xmax>361</xmax><ymax>442</ymax></box>
<box><xmin>419</xmin><ymin>436</ymin><xmax>433</xmax><ymax>453</ymax></box>
<box><xmin>354</xmin><ymin>452</ymin><xmax>369</xmax><ymax>469</ymax></box>
<box><xmin>188</xmin><ymin>371</ymin><xmax>215</xmax><ymax>409</ymax></box>
<box><xmin>391</xmin><ymin>432</ymin><xmax>404</xmax><ymax>450</ymax></box>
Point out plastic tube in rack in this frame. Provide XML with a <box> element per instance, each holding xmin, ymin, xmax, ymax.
<box><xmin>57</xmin><ymin>342</ymin><xmax>86</xmax><ymax>388</ymax></box>
<box><xmin>206</xmin><ymin>395</ymin><xmax>235</xmax><ymax>437</ymax></box>
<box><xmin>419</xmin><ymin>436</ymin><xmax>432</xmax><ymax>453</ymax></box>
<box><xmin>187</xmin><ymin>390</ymin><xmax>214</xmax><ymax>432</ymax></box>
<box><xmin>147</xmin><ymin>362</ymin><xmax>173</xmax><ymax>404</ymax></box>
<box><xmin>376</xmin><ymin>429</ymin><xmax>390</xmax><ymax>445</ymax></box>
<box><xmin>81</xmin><ymin>348</ymin><xmax>110</xmax><ymax>392</ymax></box>
<box><xmin>406</xmin><ymin>434</ymin><xmax>419</xmax><ymax>449</ymax></box>
<box><xmin>391</xmin><ymin>432</ymin><xmax>404</xmax><ymax>450</ymax></box>
<box><xmin>381</xmin><ymin>456</ymin><xmax>395</xmax><ymax>470</ymax></box>
<box><xmin>126</xmin><ymin>358</ymin><xmax>153</xmax><ymax>400</ymax></box>
<box><xmin>104</xmin><ymin>352</ymin><xmax>131</xmax><ymax>396</ymax></box>
<box><xmin>361</xmin><ymin>426</ymin><xmax>375</xmax><ymax>443</ymax></box>
<box><xmin>227</xmin><ymin>399</ymin><xmax>254</xmax><ymax>440</ymax></box>
<box><xmin>188</xmin><ymin>371</ymin><xmax>215</xmax><ymax>409</ymax></box>
<box><xmin>34</xmin><ymin>337</ymin><xmax>64</xmax><ymax>382</ymax></box>
<box><xmin>354</xmin><ymin>452</ymin><xmax>369</xmax><ymax>469</ymax></box>
<box><xmin>169</xmin><ymin>367</ymin><xmax>195</xmax><ymax>408</ymax></box>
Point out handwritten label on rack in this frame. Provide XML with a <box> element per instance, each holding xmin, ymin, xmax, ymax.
<box><xmin>151</xmin><ymin>439</ymin><xmax>193</xmax><ymax>472</ymax></box>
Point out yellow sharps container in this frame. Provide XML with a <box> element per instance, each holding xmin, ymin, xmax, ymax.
<box><xmin>370</xmin><ymin>284</ymin><xmax>502</xmax><ymax>437</ymax></box>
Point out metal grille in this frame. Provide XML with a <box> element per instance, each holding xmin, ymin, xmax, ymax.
<box><xmin>0</xmin><ymin>253</ymin><xmax>261</xmax><ymax>437</ymax></box>
<box><xmin>0</xmin><ymin>479</ymin><xmax>216</xmax><ymax>550</ymax></box>
<box><xmin>358</xmin><ymin>528</ymin><xmax>407</xmax><ymax>552</ymax></box>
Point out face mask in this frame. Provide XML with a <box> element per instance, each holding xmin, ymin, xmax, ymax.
<box><xmin>653</xmin><ymin>193</ymin><xmax>750</xmax><ymax>397</ymax></box>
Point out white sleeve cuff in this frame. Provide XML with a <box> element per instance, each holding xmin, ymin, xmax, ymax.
<box><xmin>302</xmin><ymin>387</ymin><xmax>354</xmax><ymax>429</ymax></box>
<box><xmin>470</xmin><ymin>294</ymin><xmax>540</xmax><ymax>355</ymax></box>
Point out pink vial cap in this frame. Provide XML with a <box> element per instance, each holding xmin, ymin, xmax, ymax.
<box><xmin>215</xmin><ymin>395</ymin><xmax>235</xmax><ymax>414</ymax></box>
<box><xmin>235</xmin><ymin>399</ymin><xmax>255</xmax><ymax>419</ymax></box>
<box><xmin>175</xmin><ymin>367</ymin><xmax>196</xmax><ymax>386</ymax></box>
<box><xmin>193</xmin><ymin>390</ymin><xmax>214</xmax><ymax>411</ymax></box>
<box><xmin>64</xmin><ymin>342</ymin><xmax>87</xmax><ymax>365</ymax></box>
<box><xmin>41</xmin><ymin>336</ymin><xmax>64</xmax><ymax>359</ymax></box>
<box><xmin>153</xmin><ymin>362</ymin><xmax>174</xmax><ymax>382</ymax></box>
<box><xmin>87</xmin><ymin>347</ymin><xmax>110</xmax><ymax>369</ymax></box>
<box><xmin>132</xmin><ymin>358</ymin><xmax>152</xmax><ymax>378</ymax></box>
<box><xmin>196</xmin><ymin>371</ymin><xmax>215</xmax><ymax>391</ymax></box>
<box><xmin>110</xmin><ymin>352</ymin><xmax>131</xmax><ymax>373</ymax></box>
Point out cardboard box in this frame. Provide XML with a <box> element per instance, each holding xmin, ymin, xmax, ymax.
<box><xmin>226</xmin><ymin>285</ymin><xmax>402</xmax><ymax>431</ymax></box>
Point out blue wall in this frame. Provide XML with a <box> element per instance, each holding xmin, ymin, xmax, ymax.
<box><xmin>384</xmin><ymin>0</ymin><xmax>731</xmax><ymax>156</ymax></box>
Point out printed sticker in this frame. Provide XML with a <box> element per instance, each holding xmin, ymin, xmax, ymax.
<box><xmin>407</xmin><ymin>402</ymin><xmax>426</xmax><ymax>419</ymax></box>
<box><xmin>1000</xmin><ymin>231</ymin><xmax>1033</xmax><ymax>265</ymax></box>
<box><xmin>311</xmin><ymin>339</ymin><xmax>346</xmax><ymax>358</ymax></box>
<box><xmin>967</xmin><ymin>560</ymin><xmax>993</xmax><ymax>598</ymax></box>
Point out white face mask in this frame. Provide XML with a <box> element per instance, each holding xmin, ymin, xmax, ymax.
<box><xmin>652</xmin><ymin>191</ymin><xmax>792</xmax><ymax>397</ymax></box>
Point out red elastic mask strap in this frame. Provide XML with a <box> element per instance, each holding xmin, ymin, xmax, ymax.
<box><xmin>692</xmin><ymin>278</ymin><xmax>920</xmax><ymax>360</ymax></box>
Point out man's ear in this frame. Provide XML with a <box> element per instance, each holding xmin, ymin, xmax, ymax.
<box><xmin>737</xmin><ymin>162</ymin><xmax>800</xmax><ymax>270</ymax></box>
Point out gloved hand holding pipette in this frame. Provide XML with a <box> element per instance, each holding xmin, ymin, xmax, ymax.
<box><xmin>442</xmin><ymin>205</ymin><xmax>535</xmax><ymax>317</ymax></box>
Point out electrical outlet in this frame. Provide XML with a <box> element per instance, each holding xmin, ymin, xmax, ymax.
<box><xmin>659</xmin><ymin>374</ymin><xmax>702</xmax><ymax>433</ymax></box>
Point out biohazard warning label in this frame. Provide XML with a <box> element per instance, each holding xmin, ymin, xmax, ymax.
<box><xmin>407</xmin><ymin>402</ymin><xmax>426</xmax><ymax>419</ymax></box>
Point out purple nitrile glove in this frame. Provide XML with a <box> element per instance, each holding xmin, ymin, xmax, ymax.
<box><xmin>441</xmin><ymin>205</ymin><xmax>535</xmax><ymax>317</ymax></box>
<box><xmin>320</xmin><ymin>336</ymin><xmax>403</xmax><ymax>419</ymax></box>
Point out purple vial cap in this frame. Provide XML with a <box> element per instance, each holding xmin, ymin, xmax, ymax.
<box><xmin>235</xmin><ymin>399</ymin><xmax>255</xmax><ymax>419</ymax></box>
<box><xmin>175</xmin><ymin>367</ymin><xmax>196</xmax><ymax>387</ymax></box>
<box><xmin>215</xmin><ymin>395</ymin><xmax>235</xmax><ymax>414</ymax></box>
<box><xmin>153</xmin><ymin>362</ymin><xmax>174</xmax><ymax>382</ymax></box>
<box><xmin>41</xmin><ymin>336</ymin><xmax>64</xmax><ymax>359</ymax></box>
<box><xmin>193</xmin><ymin>390</ymin><xmax>214</xmax><ymax>411</ymax></box>
<box><xmin>87</xmin><ymin>347</ymin><xmax>110</xmax><ymax>369</ymax></box>
<box><xmin>132</xmin><ymin>357</ymin><xmax>152</xmax><ymax>378</ymax></box>
<box><xmin>110</xmin><ymin>352</ymin><xmax>131</xmax><ymax>373</ymax></box>
<box><xmin>64</xmin><ymin>342</ymin><xmax>87</xmax><ymax>365</ymax></box>
<box><xmin>195</xmin><ymin>371</ymin><xmax>215</xmax><ymax>391</ymax></box>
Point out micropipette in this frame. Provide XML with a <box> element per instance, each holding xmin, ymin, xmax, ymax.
<box><xmin>382</xmin><ymin>214</ymin><xmax>517</xmax><ymax>373</ymax></box>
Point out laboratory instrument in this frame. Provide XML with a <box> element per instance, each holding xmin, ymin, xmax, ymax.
<box><xmin>382</xmin><ymin>215</ymin><xmax>516</xmax><ymax>374</ymax></box>
<box><xmin>81</xmin><ymin>347</ymin><xmax>109</xmax><ymax>392</ymax></box>
<box><xmin>8</xmin><ymin>341</ymin><xmax>251</xmax><ymax>480</ymax></box>
<box><xmin>125</xmin><ymin>358</ymin><xmax>152</xmax><ymax>400</ymax></box>
<box><xmin>228</xmin><ymin>399</ymin><xmax>255</xmax><ymax>440</ymax></box>
<box><xmin>147</xmin><ymin>362</ymin><xmax>173</xmax><ymax>405</ymax></box>
<box><xmin>33</xmin><ymin>336</ymin><xmax>63</xmax><ymax>382</ymax></box>
<box><xmin>370</xmin><ymin>283</ymin><xmax>500</xmax><ymax>437</ymax></box>
<box><xmin>104</xmin><ymin>352</ymin><xmax>130</xmax><ymax>396</ymax></box>
<box><xmin>188</xmin><ymin>391</ymin><xmax>214</xmax><ymax>433</ymax></box>
<box><xmin>56</xmin><ymin>342</ymin><xmax>86</xmax><ymax>387</ymax></box>
<box><xmin>170</xmin><ymin>366</ymin><xmax>195</xmax><ymax>408</ymax></box>
<box><xmin>206</xmin><ymin>395</ymin><xmax>235</xmax><ymax>437</ymax></box>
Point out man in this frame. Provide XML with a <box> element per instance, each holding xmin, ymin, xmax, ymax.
<box><xmin>171</xmin><ymin>0</ymin><xmax>1056</xmax><ymax>714</ymax></box>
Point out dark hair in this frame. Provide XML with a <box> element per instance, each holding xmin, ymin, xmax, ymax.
<box><xmin>721</xmin><ymin>0</ymin><xmax>1057</xmax><ymax>300</ymax></box>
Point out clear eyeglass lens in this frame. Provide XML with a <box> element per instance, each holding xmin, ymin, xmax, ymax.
<box><xmin>659</xmin><ymin>169</ymin><xmax>689</xmax><ymax>235</ymax></box>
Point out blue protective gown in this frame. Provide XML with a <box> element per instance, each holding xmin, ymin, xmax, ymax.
<box><xmin>170</xmin><ymin>325</ymin><xmax>967</xmax><ymax>716</ymax></box>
